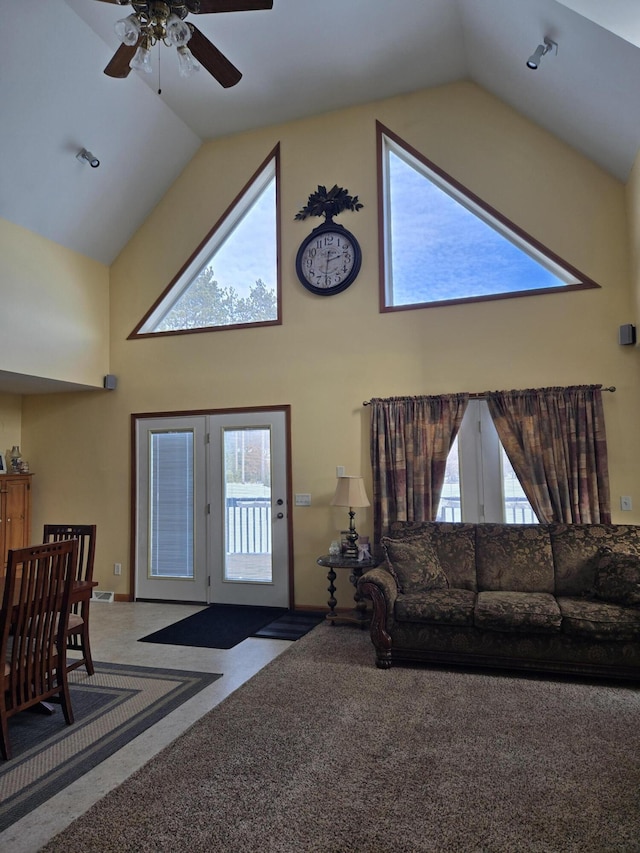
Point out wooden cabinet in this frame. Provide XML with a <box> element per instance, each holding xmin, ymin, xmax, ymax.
<box><xmin>0</xmin><ymin>474</ymin><xmax>32</xmax><ymax>570</ymax></box>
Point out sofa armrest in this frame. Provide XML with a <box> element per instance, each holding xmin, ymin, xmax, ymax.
<box><xmin>358</xmin><ymin>566</ymin><xmax>398</xmax><ymax>609</ymax></box>
<box><xmin>358</xmin><ymin>566</ymin><xmax>398</xmax><ymax>668</ymax></box>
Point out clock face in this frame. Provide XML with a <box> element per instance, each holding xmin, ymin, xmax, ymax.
<box><xmin>295</xmin><ymin>226</ymin><xmax>362</xmax><ymax>295</ymax></box>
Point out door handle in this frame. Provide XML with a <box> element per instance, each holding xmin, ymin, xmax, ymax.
<box><xmin>276</xmin><ymin>512</ymin><xmax>284</xmax><ymax>519</ymax></box>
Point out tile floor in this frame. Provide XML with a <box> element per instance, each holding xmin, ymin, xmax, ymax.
<box><xmin>0</xmin><ymin>601</ymin><xmax>293</xmax><ymax>853</ymax></box>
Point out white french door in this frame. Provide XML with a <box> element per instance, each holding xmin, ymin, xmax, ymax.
<box><xmin>135</xmin><ymin>409</ymin><xmax>290</xmax><ymax>606</ymax></box>
<box><xmin>208</xmin><ymin>411</ymin><xmax>289</xmax><ymax>607</ymax></box>
<box><xmin>136</xmin><ymin>416</ymin><xmax>207</xmax><ymax>602</ymax></box>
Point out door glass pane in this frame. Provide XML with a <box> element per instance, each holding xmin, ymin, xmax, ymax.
<box><xmin>501</xmin><ymin>447</ymin><xmax>538</xmax><ymax>524</ymax></box>
<box><xmin>149</xmin><ymin>431</ymin><xmax>194</xmax><ymax>578</ymax></box>
<box><xmin>437</xmin><ymin>436</ymin><xmax>462</xmax><ymax>521</ymax></box>
<box><xmin>223</xmin><ymin>427</ymin><xmax>272</xmax><ymax>583</ymax></box>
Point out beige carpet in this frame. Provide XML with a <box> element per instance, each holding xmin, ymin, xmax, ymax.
<box><xmin>42</xmin><ymin>624</ymin><xmax>640</xmax><ymax>853</ymax></box>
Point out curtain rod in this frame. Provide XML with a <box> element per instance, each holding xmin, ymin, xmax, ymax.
<box><xmin>362</xmin><ymin>386</ymin><xmax>616</xmax><ymax>406</ymax></box>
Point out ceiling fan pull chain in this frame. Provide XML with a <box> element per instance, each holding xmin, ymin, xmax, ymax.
<box><xmin>157</xmin><ymin>46</ymin><xmax>162</xmax><ymax>95</ymax></box>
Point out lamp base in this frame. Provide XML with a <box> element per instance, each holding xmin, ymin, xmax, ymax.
<box><xmin>342</xmin><ymin>508</ymin><xmax>359</xmax><ymax>559</ymax></box>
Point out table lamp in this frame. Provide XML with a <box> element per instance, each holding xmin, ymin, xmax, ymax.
<box><xmin>331</xmin><ymin>476</ymin><xmax>370</xmax><ymax>559</ymax></box>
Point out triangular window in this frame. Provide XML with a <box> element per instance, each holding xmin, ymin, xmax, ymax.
<box><xmin>131</xmin><ymin>146</ymin><xmax>280</xmax><ymax>337</ymax></box>
<box><xmin>377</xmin><ymin>123</ymin><xmax>599</xmax><ymax>310</ymax></box>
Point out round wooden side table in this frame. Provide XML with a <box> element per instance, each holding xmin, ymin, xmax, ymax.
<box><xmin>316</xmin><ymin>554</ymin><xmax>379</xmax><ymax>626</ymax></box>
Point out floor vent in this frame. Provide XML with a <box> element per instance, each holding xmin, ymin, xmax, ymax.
<box><xmin>92</xmin><ymin>590</ymin><xmax>115</xmax><ymax>603</ymax></box>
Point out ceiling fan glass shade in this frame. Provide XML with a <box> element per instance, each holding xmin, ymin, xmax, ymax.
<box><xmin>131</xmin><ymin>42</ymin><xmax>153</xmax><ymax>73</ymax></box>
<box><xmin>166</xmin><ymin>14</ymin><xmax>192</xmax><ymax>46</ymax></box>
<box><xmin>177</xmin><ymin>45</ymin><xmax>200</xmax><ymax>77</ymax></box>
<box><xmin>114</xmin><ymin>14</ymin><xmax>142</xmax><ymax>46</ymax></box>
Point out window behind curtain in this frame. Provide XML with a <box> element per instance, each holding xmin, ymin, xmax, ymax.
<box><xmin>437</xmin><ymin>401</ymin><xmax>537</xmax><ymax>524</ymax></box>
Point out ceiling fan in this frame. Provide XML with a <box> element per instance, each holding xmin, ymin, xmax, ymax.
<box><xmin>95</xmin><ymin>1</ymin><xmax>273</xmax><ymax>87</ymax></box>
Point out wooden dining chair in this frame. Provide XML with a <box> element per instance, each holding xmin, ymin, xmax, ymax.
<box><xmin>0</xmin><ymin>539</ymin><xmax>78</xmax><ymax>760</ymax></box>
<box><xmin>43</xmin><ymin>525</ymin><xmax>97</xmax><ymax>676</ymax></box>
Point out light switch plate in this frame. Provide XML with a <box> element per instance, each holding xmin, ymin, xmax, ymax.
<box><xmin>295</xmin><ymin>493</ymin><xmax>311</xmax><ymax>506</ymax></box>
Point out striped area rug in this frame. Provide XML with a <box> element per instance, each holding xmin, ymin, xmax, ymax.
<box><xmin>0</xmin><ymin>662</ymin><xmax>221</xmax><ymax>832</ymax></box>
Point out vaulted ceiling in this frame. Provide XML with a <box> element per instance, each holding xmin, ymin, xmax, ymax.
<box><xmin>2</xmin><ymin>0</ymin><xmax>640</xmax><ymax>266</ymax></box>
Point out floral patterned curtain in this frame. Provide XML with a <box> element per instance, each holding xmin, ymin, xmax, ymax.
<box><xmin>369</xmin><ymin>394</ymin><xmax>469</xmax><ymax>545</ymax></box>
<box><xmin>485</xmin><ymin>385</ymin><xmax>611</xmax><ymax>523</ymax></box>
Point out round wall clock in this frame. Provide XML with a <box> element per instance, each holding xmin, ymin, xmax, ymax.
<box><xmin>295</xmin><ymin>220</ymin><xmax>362</xmax><ymax>296</ymax></box>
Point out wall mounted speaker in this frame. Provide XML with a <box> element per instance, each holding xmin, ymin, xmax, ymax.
<box><xmin>103</xmin><ymin>374</ymin><xmax>118</xmax><ymax>390</ymax></box>
<box><xmin>618</xmin><ymin>324</ymin><xmax>636</xmax><ymax>346</ymax></box>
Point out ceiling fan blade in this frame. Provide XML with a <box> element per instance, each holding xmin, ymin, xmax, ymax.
<box><xmin>188</xmin><ymin>26</ymin><xmax>242</xmax><ymax>87</ymax></box>
<box><xmin>189</xmin><ymin>1</ymin><xmax>273</xmax><ymax>13</ymax></box>
<box><xmin>93</xmin><ymin>1</ymin><xmax>131</xmax><ymax>5</ymax></box>
<box><xmin>104</xmin><ymin>43</ymin><xmax>137</xmax><ymax>78</ymax></box>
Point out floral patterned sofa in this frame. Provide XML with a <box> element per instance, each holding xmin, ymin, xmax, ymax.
<box><xmin>358</xmin><ymin>522</ymin><xmax>640</xmax><ymax>680</ymax></box>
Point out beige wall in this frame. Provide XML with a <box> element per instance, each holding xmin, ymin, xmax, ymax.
<box><xmin>0</xmin><ymin>394</ymin><xmax>23</xmax><ymax>465</ymax></box>
<box><xmin>627</xmin><ymin>147</ymin><xmax>640</xmax><ymax>324</ymax></box>
<box><xmin>0</xmin><ymin>218</ymin><xmax>109</xmax><ymax>387</ymax></box>
<box><xmin>19</xmin><ymin>81</ymin><xmax>640</xmax><ymax>608</ymax></box>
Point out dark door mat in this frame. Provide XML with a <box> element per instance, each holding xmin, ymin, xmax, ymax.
<box><xmin>139</xmin><ymin>604</ymin><xmax>288</xmax><ymax>650</ymax></box>
<box><xmin>252</xmin><ymin>610</ymin><xmax>326</xmax><ymax>640</ymax></box>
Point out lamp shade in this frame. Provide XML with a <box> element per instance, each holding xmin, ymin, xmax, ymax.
<box><xmin>331</xmin><ymin>476</ymin><xmax>370</xmax><ymax>509</ymax></box>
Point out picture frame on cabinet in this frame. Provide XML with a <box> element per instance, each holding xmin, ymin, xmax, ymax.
<box><xmin>0</xmin><ymin>453</ymin><xmax>6</xmax><ymax>473</ymax></box>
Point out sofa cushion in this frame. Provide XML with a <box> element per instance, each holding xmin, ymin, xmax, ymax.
<box><xmin>550</xmin><ymin>524</ymin><xmax>640</xmax><ymax>596</ymax></box>
<box><xmin>592</xmin><ymin>548</ymin><xmax>640</xmax><ymax>607</ymax></box>
<box><xmin>388</xmin><ymin>522</ymin><xmax>477</xmax><ymax>591</ymax></box>
<box><xmin>558</xmin><ymin>596</ymin><xmax>640</xmax><ymax>641</ymax></box>
<box><xmin>381</xmin><ymin>536</ymin><xmax>449</xmax><ymax>594</ymax></box>
<box><xmin>476</xmin><ymin>524</ymin><xmax>555</xmax><ymax>593</ymax></box>
<box><xmin>395</xmin><ymin>588</ymin><xmax>477</xmax><ymax>626</ymax></box>
<box><xmin>474</xmin><ymin>591</ymin><xmax>562</xmax><ymax>634</ymax></box>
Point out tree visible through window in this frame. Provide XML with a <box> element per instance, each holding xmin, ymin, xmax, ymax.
<box><xmin>131</xmin><ymin>146</ymin><xmax>280</xmax><ymax>337</ymax></box>
<box><xmin>378</xmin><ymin>122</ymin><xmax>599</xmax><ymax>311</ymax></box>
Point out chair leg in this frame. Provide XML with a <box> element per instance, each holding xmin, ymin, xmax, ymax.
<box><xmin>82</xmin><ymin>605</ymin><xmax>95</xmax><ymax>676</ymax></box>
<box><xmin>59</xmin><ymin>676</ymin><xmax>74</xmax><ymax>726</ymax></box>
<box><xmin>0</xmin><ymin>711</ymin><xmax>12</xmax><ymax>761</ymax></box>
<box><xmin>83</xmin><ymin>643</ymin><xmax>95</xmax><ymax>676</ymax></box>
<box><xmin>66</xmin><ymin>621</ymin><xmax>95</xmax><ymax>676</ymax></box>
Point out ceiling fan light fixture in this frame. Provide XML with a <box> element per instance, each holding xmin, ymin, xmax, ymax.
<box><xmin>114</xmin><ymin>13</ymin><xmax>142</xmax><ymax>47</ymax></box>
<box><xmin>166</xmin><ymin>13</ymin><xmax>191</xmax><ymax>47</ymax></box>
<box><xmin>176</xmin><ymin>45</ymin><xmax>200</xmax><ymax>78</ymax></box>
<box><xmin>131</xmin><ymin>40</ymin><xmax>154</xmax><ymax>74</ymax></box>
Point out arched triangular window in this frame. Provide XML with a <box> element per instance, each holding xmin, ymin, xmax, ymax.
<box><xmin>130</xmin><ymin>145</ymin><xmax>280</xmax><ymax>337</ymax></box>
<box><xmin>377</xmin><ymin>123</ymin><xmax>599</xmax><ymax>310</ymax></box>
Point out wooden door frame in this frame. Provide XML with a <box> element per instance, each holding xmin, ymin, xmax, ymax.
<box><xmin>129</xmin><ymin>405</ymin><xmax>294</xmax><ymax>607</ymax></box>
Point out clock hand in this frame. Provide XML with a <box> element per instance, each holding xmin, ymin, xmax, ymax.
<box><xmin>324</xmin><ymin>250</ymin><xmax>340</xmax><ymax>273</ymax></box>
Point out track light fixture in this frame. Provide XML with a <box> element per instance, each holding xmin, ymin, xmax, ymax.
<box><xmin>526</xmin><ymin>37</ymin><xmax>558</xmax><ymax>70</ymax></box>
<box><xmin>76</xmin><ymin>148</ymin><xmax>100</xmax><ymax>168</ymax></box>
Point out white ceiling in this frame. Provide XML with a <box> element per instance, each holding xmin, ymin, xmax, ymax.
<box><xmin>2</xmin><ymin>0</ymin><xmax>640</xmax><ymax>270</ymax></box>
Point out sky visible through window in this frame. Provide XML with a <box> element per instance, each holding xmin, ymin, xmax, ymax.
<box><xmin>204</xmin><ymin>176</ymin><xmax>276</xmax><ymax>298</ymax></box>
<box><xmin>388</xmin><ymin>150</ymin><xmax>567</xmax><ymax>306</ymax></box>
